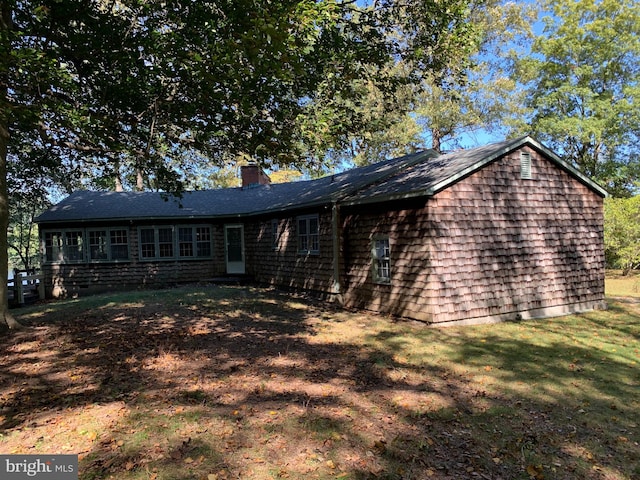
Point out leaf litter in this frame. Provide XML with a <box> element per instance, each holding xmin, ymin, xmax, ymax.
<box><xmin>0</xmin><ymin>284</ymin><xmax>638</xmax><ymax>479</ymax></box>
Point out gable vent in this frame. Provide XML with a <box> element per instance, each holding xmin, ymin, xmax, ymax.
<box><xmin>520</xmin><ymin>152</ymin><xmax>532</xmax><ymax>179</ymax></box>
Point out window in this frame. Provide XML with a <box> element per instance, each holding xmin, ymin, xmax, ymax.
<box><xmin>297</xmin><ymin>215</ymin><xmax>319</xmax><ymax>254</ymax></box>
<box><xmin>43</xmin><ymin>225</ymin><xmax>216</xmax><ymax>263</ymax></box>
<box><xmin>64</xmin><ymin>231</ymin><xmax>84</xmax><ymax>261</ymax></box>
<box><xmin>195</xmin><ymin>227</ymin><xmax>212</xmax><ymax>257</ymax></box>
<box><xmin>44</xmin><ymin>231</ymin><xmax>63</xmax><ymax>263</ymax></box>
<box><xmin>139</xmin><ymin>225</ymin><xmax>212</xmax><ymax>260</ymax></box>
<box><xmin>271</xmin><ymin>219</ymin><xmax>279</xmax><ymax>251</ymax></box>
<box><xmin>520</xmin><ymin>152</ymin><xmax>532</xmax><ymax>179</ymax></box>
<box><xmin>44</xmin><ymin>228</ymin><xmax>128</xmax><ymax>263</ymax></box>
<box><xmin>178</xmin><ymin>227</ymin><xmax>194</xmax><ymax>257</ymax></box>
<box><xmin>140</xmin><ymin>228</ymin><xmax>157</xmax><ymax>259</ymax></box>
<box><xmin>110</xmin><ymin>229</ymin><xmax>129</xmax><ymax>260</ymax></box>
<box><xmin>158</xmin><ymin>227</ymin><xmax>174</xmax><ymax>258</ymax></box>
<box><xmin>43</xmin><ymin>230</ymin><xmax>85</xmax><ymax>263</ymax></box>
<box><xmin>372</xmin><ymin>237</ymin><xmax>391</xmax><ymax>284</ymax></box>
<box><xmin>89</xmin><ymin>230</ymin><xmax>108</xmax><ymax>260</ymax></box>
<box><xmin>88</xmin><ymin>228</ymin><xmax>130</xmax><ymax>261</ymax></box>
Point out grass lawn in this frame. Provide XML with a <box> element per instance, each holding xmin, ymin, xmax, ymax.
<box><xmin>606</xmin><ymin>270</ymin><xmax>640</xmax><ymax>298</ymax></box>
<box><xmin>1</xmin><ymin>283</ymin><xmax>638</xmax><ymax>480</ymax></box>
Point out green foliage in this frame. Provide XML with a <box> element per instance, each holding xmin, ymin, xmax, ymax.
<box><xmin>4</xmin><ymin>0</ymin><xmax>482</xmax><ymax>185</ymax></box>
<box><xmin>518</xmin><ymin>0</ymin><xmax>640</xmax><ymax>196</ymax></box>
<box><xmin>0</xmin><ymin>0</ymin><xmax>481</xmax><ymax>324</ymax></box>
<box><xmin>340</xmin><ymin>0</ymin><xmax>535</xmax><ymax>165</ymax></box>
<box><xmin>604</xmin><ymin>196</ymin><xmax>640</xmax><ymax>271</ymax></box>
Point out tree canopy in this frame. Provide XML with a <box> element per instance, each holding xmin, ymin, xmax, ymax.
<box><xmin>517</xmin><ymin>0</ymin><xmax>640</xmax><ymax>196</ymax></box>
<box><xmin>0</xmin><ymin>0</ymin><xmax>483</xmax><ymax>328</ymax></box>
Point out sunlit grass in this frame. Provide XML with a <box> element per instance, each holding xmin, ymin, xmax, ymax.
<box><xmin>3</xmin><ymin>277</ymin><xmax>639</xmax><ymax>479</ymax></box>
<box><xmin>606</xmin><ymin>269</ymin><xmax>640</xmax><ymax>297</ymax></box>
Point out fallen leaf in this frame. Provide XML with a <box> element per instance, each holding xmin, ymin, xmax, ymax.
<box><xmin>526</xmin><ymin>464</ymin><xmax>544</xmax><ymax>479</ymax></box>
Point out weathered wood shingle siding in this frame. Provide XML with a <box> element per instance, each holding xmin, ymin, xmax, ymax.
<box><xmin>341</xmin><ymin>146</ymin><xmax>605</xmax><ymax>324</ymax></box>
<box><xmin>246</xmin><ymin>210</ymin><xmax>335</xmax><ymax>293</ymax></box>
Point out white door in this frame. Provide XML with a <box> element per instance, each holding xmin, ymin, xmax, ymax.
<box><xmin>224</xmin><ymin>224</ymin><xmax>245</xmax><ymax>274</ymax></box>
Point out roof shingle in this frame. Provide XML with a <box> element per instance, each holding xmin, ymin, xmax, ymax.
<box><xmin>35</xmin><ymin>136</ymin><xmax>607</xmax><ymax>224</ymax></box>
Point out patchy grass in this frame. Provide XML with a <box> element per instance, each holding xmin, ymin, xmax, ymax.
<box><xmin>1</xmin><ymin>284</ymin><xmax>638</xmax><ymax>480</ymax></box>
<box><xmin>605</xmin><ymin>270</ymin><xmax>640</xmax><ymax>298</ymax></box>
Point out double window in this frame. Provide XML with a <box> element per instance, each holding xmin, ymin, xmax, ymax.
<box><xmin>372</xmin><ymin>236</ymin><xmax>391</xmax><ymax>284</ymax></box>
<box><xmin>88</xmin><ymin>229</ymin><xmax>130</xmax><ymax>261</ymax></box>
<box><xmin>297</xmin><ymin>215</ymin><xmax>319</xmax><ymax>254</ymax></box>
<box><xmin>139</xmin><ymin>225</ymin><xmax>212</xmax><ymax>260</ymax></box>
<box><xmin>44</xmin><ymin>230</ymin><xmax>85</xmax><ymax>263</ymax></box>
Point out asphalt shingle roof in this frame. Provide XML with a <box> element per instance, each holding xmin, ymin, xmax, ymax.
<box><xmin>35</xmin><ymin>136</ymin><xmax>607</xmax><ymax>224</ymax></box>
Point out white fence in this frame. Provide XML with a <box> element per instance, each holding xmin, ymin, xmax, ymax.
<box><xmin>8</xmin><ymin>271</ymin><xmax>45</xmax><ymax>306</ymax></box>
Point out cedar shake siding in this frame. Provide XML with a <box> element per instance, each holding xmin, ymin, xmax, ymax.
<box><xmin>35</xmin><ymin>136</ymin><xmax>607</xmax><ymax>326</ymax></box>
<box><xmin>246</xmin><ymin>211</ymin><xmax>335</xmax><ymax>293</ymax></box>
<box><xmin>340</xmin><ymin>146</ymin><xmax>605</xmax><ymax>324</ymax></box>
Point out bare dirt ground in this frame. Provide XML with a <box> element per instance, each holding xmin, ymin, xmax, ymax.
<box><xmin>1</xmin><ymin>285</ymin><xmax>638</xmax><ymax>480</ymax></box>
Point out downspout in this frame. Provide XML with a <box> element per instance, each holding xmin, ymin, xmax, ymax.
<box><xmin>331</xmin><ymin>201</ymin><xmax>343</xmax><ymax>303</ymax></box>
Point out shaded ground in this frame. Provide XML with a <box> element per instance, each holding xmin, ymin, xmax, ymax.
<box><xmin>1</xmin><ymin>285</ymin><xmax>638</xmax><ymax>480</ymax></box>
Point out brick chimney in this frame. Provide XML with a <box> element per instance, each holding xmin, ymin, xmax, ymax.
<box><xmin>241</xmin><ymin>163</ymin><xmax>271</xmax><ymax>188</ymax></box>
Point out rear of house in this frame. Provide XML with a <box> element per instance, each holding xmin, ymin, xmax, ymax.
<box><xmin>36</xmin><ymin>136</ymin><xmax>607</xmax><ymax>325</ymax></box>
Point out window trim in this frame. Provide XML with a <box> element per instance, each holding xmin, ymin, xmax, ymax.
<box><xmin>297</xmin><ymin>214</ymin><xmax>320</xmax><ymax>255</ymax></box>
<box><xmin>372</xmin><ymin>236</ymin><xmax>391</xmax><ymax>284</ymax></box>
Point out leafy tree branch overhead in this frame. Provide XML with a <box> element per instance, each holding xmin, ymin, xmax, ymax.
<box><xmin>0</xmin><ymin>0</ymin><xmax>479</xmax><ymax>328</ymax></box>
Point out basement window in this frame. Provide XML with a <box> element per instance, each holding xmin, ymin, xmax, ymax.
<box><xmin>372</xmin><ymin>236</ymin><xmax>391</xmax><ymax>284</ymax></box>
<box><xmin>520</xmin><ymin>152</ymin><xmax>532</xmax><ymax>179</ymax></box>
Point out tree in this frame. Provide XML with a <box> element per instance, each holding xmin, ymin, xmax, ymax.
<box><xmin>517</xmin><ymin>0</ymin><xmax>640</xmax><ymax>196</ymax></box>
<box><xmin>335</xmin><ymin>0</ymin><xmax>534</xmax><ymax>167</ymax></box>
<box><xmin>604</xmin><ymin>196</ymin><xmax>640</xmax><ymax>272</ymax></box>
<box><xmin>1</xmin><ymin>0</ymin><xmax>479</xmax><ymax>329</ymax></box>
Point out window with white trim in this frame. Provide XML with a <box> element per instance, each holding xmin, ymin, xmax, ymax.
<box><xmin>178</xmin><ymin>226</ymin><xmax>212</xmax><ymax>258</ymax></box>
<box><xmin>297</xmin><ymin>215</ymin><xmax>319</xmax><ymax>254</ymax></box>
<box><xmin>372</xmin><ymin>236</ymin><xmax>391</xmax><ymax>284</ymax></box>
<box><xmin>44</xmin><ymin>231</ymin><xmax>63</xmax><ymax>263</ymax></box>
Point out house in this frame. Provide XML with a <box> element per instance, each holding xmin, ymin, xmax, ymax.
<box><xmin>35</xmin><ymin>136</ymin><xmax>608</xmax><ymax>326</ymax></box>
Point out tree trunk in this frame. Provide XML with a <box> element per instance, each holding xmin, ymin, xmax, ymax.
<box><xmin>431</xmin><ymin>128</ymin><xmax>443</xmax><ymax>153</ymax></box>
<box><xmin>136</xmin><ymin>167</ymin><xmax>144</xmax><ymax>191</ymax></box>
<box><xmin>0</xmin><ymin>2</ymin><xmax>22</xmax><ymax>330</ymax></box>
